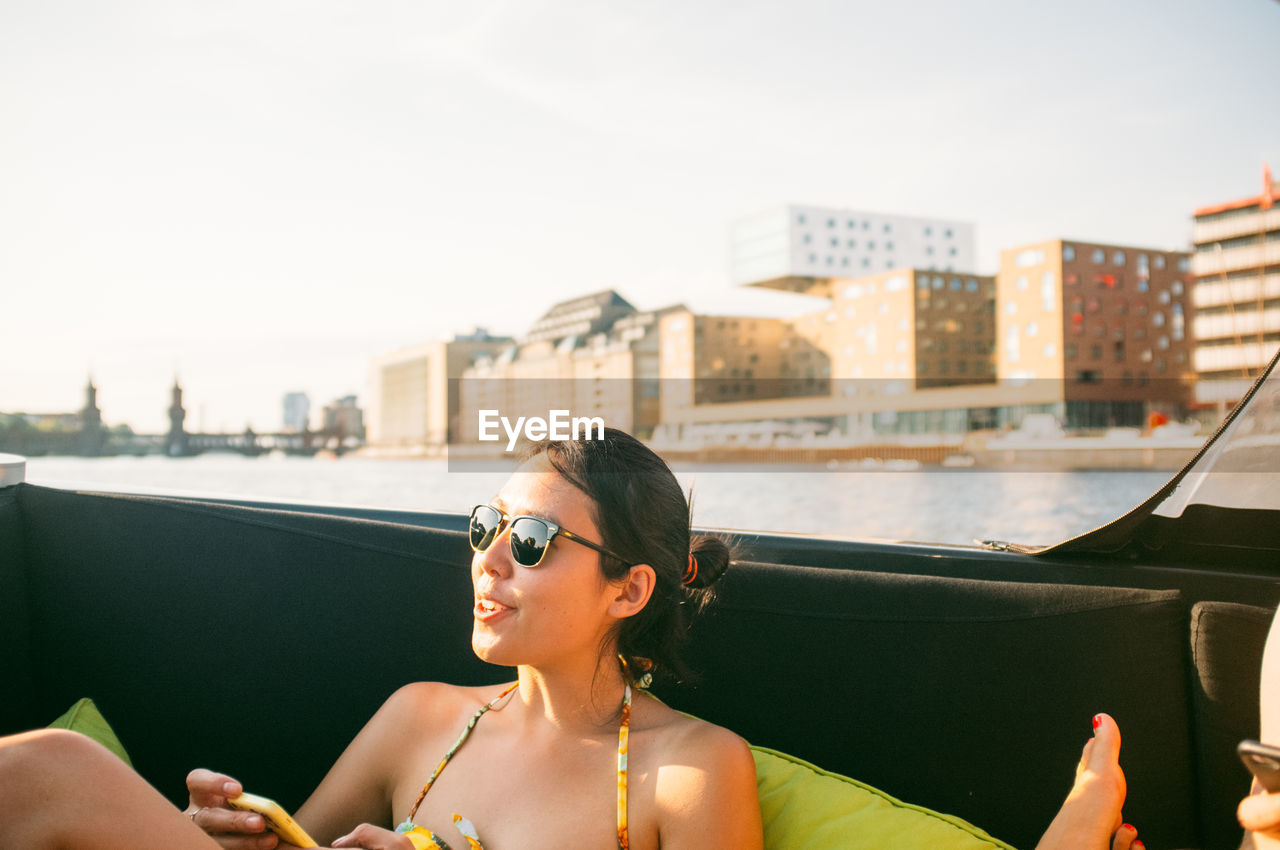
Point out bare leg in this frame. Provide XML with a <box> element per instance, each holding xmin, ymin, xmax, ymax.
<box><xmin>1036</xmin><ymin>714</ymin><xmax>1142</xmax><ymax>850</ymax></box>
<box><xmin>0</xmin><ymin>728</ymin><xmax>221</xmax><ymax>849</ymax></box>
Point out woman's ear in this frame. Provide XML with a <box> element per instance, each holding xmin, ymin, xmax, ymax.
<box><xmin>609</xmin><ymin>563</ymin><xmax>656</xmax><ymax>618</ymax></box>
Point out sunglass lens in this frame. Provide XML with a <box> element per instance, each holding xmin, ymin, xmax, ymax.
<box><xmin>470</xmin><ymin>506</ymin><xmax>502</xmax><ymax>552</ymax></box>
<box><xmin>509</xmin><ymin>517</ymin><xmax>552</xmax><ymax>566</ymax></box>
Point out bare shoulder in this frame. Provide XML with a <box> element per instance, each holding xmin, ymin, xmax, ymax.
<box><xmin>645</xmin><ymin>703</ymin><xmax>753</xmax><ymax>769</ymax></box>
<box><xmin>639</xmin><ymin>699</ymin><xmax>762</xmax><ymax>849</ymax></box>
<box><xmin>367</xmin><ymin>681</ymin><xmax>513</xmax><ymax>747</ymax></box>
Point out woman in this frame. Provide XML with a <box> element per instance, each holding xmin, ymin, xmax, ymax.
<box><xmin>0</xmin><ymin>428</ymin><xmax>1136</xmax><ymax>849</ymax></box>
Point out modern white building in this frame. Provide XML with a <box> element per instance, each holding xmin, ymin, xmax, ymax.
<box><xmin>366</xmin><ymin>331</ymin><xmax>512</xmax><ymax>453</ymax></box>
<box><xmin>1191</xmin><ymin>166</ymin><xmax>1280</xmax><ymax>408</ymax></box>
<box><xmin>730</xmin><ymin>204</ymin><xmax>977</xmax><ymax>291</ymax></box>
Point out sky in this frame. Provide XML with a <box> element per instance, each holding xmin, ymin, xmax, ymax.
<box><xmin>2</xmin><ymin>0</ymin><xmax>1278</xmax><ymax>434</ymax></box>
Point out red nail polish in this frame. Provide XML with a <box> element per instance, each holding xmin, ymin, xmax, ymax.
<box><xmin>1092</xmin><ymin>714</ymin><xmax>1101</xmax><ymax>729</ymax></box>
<box><xmin>1123</xmin><ymin>823</ymin><xmax>1135</xmax><ymax>833</ymax></box>
<box><xmin>1134</xmin><ymin>842</ymin><xmax>1145</xmax><ymax>849</ymax></box>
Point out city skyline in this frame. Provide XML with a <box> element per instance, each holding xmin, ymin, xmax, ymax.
<box><xmin>3</xmin><ymin>1</ymin><xmax>1278</xmax><ymax>432</ymax></box>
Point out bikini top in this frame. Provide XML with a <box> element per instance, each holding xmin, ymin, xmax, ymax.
<box><xmin>394</xmin><ymin>682</ymin><xmax>634</xmax><ymax>850</ymax></box>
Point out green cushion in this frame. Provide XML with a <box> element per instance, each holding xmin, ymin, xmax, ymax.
<box><xmin>47</xmin><ymin>698</ymin><xmax>133</xmax><ymax>768</ymax></box>
<box><xmin>753</xmin><ymin>746</ymin><xmax>1013</xmax><ymax>850</ymax></box>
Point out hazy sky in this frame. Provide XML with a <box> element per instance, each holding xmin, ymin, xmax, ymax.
<box><xmin>3</xmin><ymin>0</ymin><xmax>1278</xmax><ymax>433</ymax></box>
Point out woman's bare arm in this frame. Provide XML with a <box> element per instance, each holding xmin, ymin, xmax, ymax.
<box><xmin>652</xmin><ymin>723</ymin><xmax>763</xmax><ymax>850</ymax></box>
<box><xmin>294</xmin><ymin>682</ymin><xmax>450</xmax><ymax>844</ymax></box>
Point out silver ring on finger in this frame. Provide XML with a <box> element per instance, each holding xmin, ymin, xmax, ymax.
<box><xmin>189</xmin><ymin>806</ymin><xmax>207</xmax><ymax>822</ymax></box>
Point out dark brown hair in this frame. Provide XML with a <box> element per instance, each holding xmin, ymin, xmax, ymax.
<box><xmin>521</xmin><ymin>427</ymin><xmax>730</xmax><ymax>683</ymax></box>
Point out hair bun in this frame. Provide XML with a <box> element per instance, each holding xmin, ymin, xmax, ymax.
<box><xmin>685</xmin><ymin>535</ymin><xmax>731</xmax><ymax>590</ymax></box>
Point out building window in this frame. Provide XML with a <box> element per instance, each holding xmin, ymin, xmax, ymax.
<box><xmin>1137</xmin><ymin>279</ymin><xmax>1149</xmax><ymax>292</ymax></box>
<box><xmin>966</xmin><ymin>279</ymin><xmax>979</xmax><ymax>292</ymax></box>
<box><xmin>804</xmin><ymin>234</ymin><xmax>812</xmax><ymax>244</ymax></box>
<box><xmin>1041</xmin><ymin>271</ymin><xmax>1056</xmax><ymax>311</ymax></box>
<box><xmin>1092</xmin><ymin>248</ymin><xmax>1105</xmax><ymax>263</ymax></box>
<box><xmin>830</xmin><ymin>237</ymin><xmax>839</xmax><ymax>247</ymax></box>
<box><xmin>1066</xmin><ymin>344</ymin><xmax>1078</xmax><ymax>359</ymax></box>
<box><xmin>1178</xmin><ymin>258</ymin><xmax>1190</xmax><ymax>272</ymax></box>
<box><xmin>924</xmin><ymin>226</ymin><xmax>933</xmax><ymax>236</ymax></box>
<box><xmin>1158</xmin><ymin>290</ymin><xmax>1171</xmax><ymax>305</ymax></box>
<box><xmin>926</xmin><ymin>245</ymin><xmax>935</xmax><ymax>255</ymax></box>
<box><xmin>847</xmin><ymin>239</ymin><xmax>857</xmax><ymax>249</ymax></box>
<box><xmin>1016</xmin><ymin>276</ymin><xmax>1029</xmax><ymax>291</ymax></box>
<box><xmin>886</xmin><ymin>241</ymin><xmax>895</xmax><ymax>250</ymax></box>
<box><xmin>1153</xmin><ymin>311</ymin><xmax>1165</xmax><ymax>327</ymax></box>
<box><xmin>945</xmin><ymin>228</ymin><xmax>953</xmax><ymax>238</ymax></box>
<box><xmin>809</xmin><ymin>253</ymin><xmax>817</xmax><ymax>262</ymax></box>
<box><xmin>884</xmin><ymin>223</ymin><xmax>892</xmax><ymax>233</ymax></box>
<box><xmin>1154</xmin><ymin>255</ymin><xmax>1166</xmax><ymax>269</ymax></box>
<box><xmin>1063</xmin><ymin>245</ymin><xmax>1076</xmax><ymax>261</ymax></box>
<box><xmin>867</xmin><ymin>240</ymin><xmax>876</xmax><ymax>250</ymax></box>
<box><xmin>1172</xmin><ymin>280</ymin><xmax>1184</xmax><ymax>295</ymax></box>
<box><xmin>1090</xmin><ymin>344</ymin><xmax>1102</xmax><ymax>359</ymax></box>
<box><xmin>1113</xmin><ymin>251</ymin><xmax>1126</xmax><ymax>266</ymax></box>
<box><xmin>828</xmin><ymin>218</ymin><xmax>836</xmax><ymax>228</ymax></box>
<box><xmin>797</xmin><ymin>214</ymin><xmax>806</xmax><ymax>224</ymax></box>
<box><xmin>1026</xmin><ymin>321</ymin><xmax>1039</xmax><ymax>337</ymax></box>
<box><xmin>847</xmin><ymin>219</ymin><xmax>856</xmax><ymax>229</ymax></box>
<box><xmin>862</xmin><ymin>257</ymin><xmax>871</xmax><ymax>268</ymax></box>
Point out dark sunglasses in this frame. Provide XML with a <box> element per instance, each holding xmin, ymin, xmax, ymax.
<box><xmin>469</xmin><ymin>504</ymin><xmax>634</xmax><ymax>568</ymax></box>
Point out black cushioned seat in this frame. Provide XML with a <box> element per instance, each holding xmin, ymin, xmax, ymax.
<box><xmin>655</xmin><ymin>560</ymin><xmax>1192</xmax><ymax>850</ymax></box>
<box><xmin>16</xmin><ymin>486</ymin><xmax>512</xmax><ymax>810</ymax></box>
<box><xmin>1189</xmin><ymin>600</ymin><xmax>1275</xmax><ymax>849</ymax></box>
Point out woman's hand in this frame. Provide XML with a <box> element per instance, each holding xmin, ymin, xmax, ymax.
<box><xmin>185</xmin><ymin>768</ymin><xmax>279</xmax><ymax>849</ymax></box>
<box><xmin>330</xmin><ymin>823</ymin><xmax>414</xmax><ymax>849</ymax></box>
<box><xmin>1240</xmin><ymin>779</ymin><xmax>1280</xmax><ymax>848</ymax></box>
<box><xmin>1036</xmin><ymin>714</ymin><xmax>1143</xmax><ymax>850</ymax></box>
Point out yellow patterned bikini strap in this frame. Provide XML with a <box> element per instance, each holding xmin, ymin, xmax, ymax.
<box><xmin>406</xmin><ymin>683</ymin><xmax>520</xmax><ymax>822</ymax></box>
<box><xmin>616</xmin><ymin>683</ymin><xmax>632</xmax><ymax>850</ymax></box>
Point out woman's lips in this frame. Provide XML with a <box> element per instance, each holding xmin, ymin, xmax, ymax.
<box><xmin>474</xmin><ymin>597</ymin><xmax>514</xmax><ymax>623</ymax></box>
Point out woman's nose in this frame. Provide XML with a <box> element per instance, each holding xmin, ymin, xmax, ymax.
<box><xmin>476</xmin><ymin>529</ymin><xmax>514</xmax><ymax>577</ymax></box>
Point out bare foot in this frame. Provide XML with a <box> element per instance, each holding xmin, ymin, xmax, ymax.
<box><xmin>1036</xmin><ymin>714</ymin><xmax>1143</xmax><ymax>850</ymax></box>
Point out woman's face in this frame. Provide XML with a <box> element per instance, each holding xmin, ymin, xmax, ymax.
<box><xmin>470</xmin><ymin>455</ymin><xmax>623</xmax><ymax>670</ymax></box>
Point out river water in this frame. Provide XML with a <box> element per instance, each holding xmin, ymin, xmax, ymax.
<box><xmin>20</xmin><ymin>454</ymin><xmax>1173</xmax><ymax>548</ymax></box>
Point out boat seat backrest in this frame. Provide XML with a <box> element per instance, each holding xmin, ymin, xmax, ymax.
<box><xmin>654</xmin><ymin>560</ymin><xmax>1193</xmax><ymax>850</ymax></box>
<box><xmin>3</xmin><ymin>484</ymin><xmax>1274</xmax><ymax>850</ymax></box>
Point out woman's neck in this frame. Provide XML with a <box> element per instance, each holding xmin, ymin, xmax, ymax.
<box><xmin>510</xmin><ymin>655</ymin><xmax>629</xmax><ymax>734</ymax></box>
